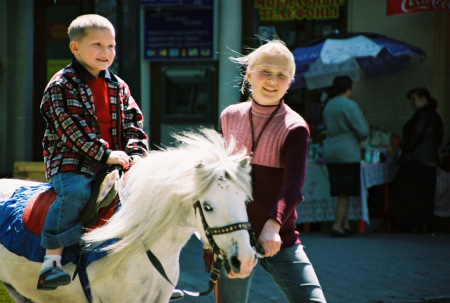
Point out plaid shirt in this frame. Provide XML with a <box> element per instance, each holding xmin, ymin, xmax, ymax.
<box><xmin>41</xmin><ymin>59</ymin><xmax>149</xmax><ymax>179</ymax></box>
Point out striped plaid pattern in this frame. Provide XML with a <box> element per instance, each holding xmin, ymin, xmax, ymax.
<box><xmin>41</xmin><ymin>60</ymin><xmax>148</xmax><ymax>179</ymax></box>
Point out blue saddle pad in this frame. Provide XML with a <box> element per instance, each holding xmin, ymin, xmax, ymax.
<box><xmin>0</xmin><ymin>183</ymin><xmax>112</xmax><ymax>266</ymax></box>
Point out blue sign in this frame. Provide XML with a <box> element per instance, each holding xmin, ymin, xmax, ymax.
<box><xmin>143</xmin><ymin>7</ymin><xmax>214</xmax><ymax>60</ymax></box>
<box><xmin>141</xmin><ymin>0</ymin><xmax>181</xmax><ymax>5</ymax></box>
<box><xmin>141</xmin><ymin>0</ymin><xmax>213</xmax><ymax>7</ymax></box>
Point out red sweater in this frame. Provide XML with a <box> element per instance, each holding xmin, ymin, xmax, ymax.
<box><xmin>220</xmin><ymin>99</ymin><xmax>309</xmax><ymax>248</ymax></box>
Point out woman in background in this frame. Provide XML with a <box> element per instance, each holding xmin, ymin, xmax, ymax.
<box><xmin>390</xmin><ymin>88</ymin><xmax>443</xmax><ymax>233</ymax></box>
<box><xmin>322</xmin><ymin>76</ymin><xmax>369</xmax><ymax>237</ymax></box>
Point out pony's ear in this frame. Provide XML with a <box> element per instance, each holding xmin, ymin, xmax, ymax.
<box><xmin>195</xmin><ymin>160</ymin><xmax>204</xmax><ymax>169</ymax></box>
<box><xmin>239</xmin><ymin>157</ymin><xmax>251</xmax><ymax>168</ymax></box>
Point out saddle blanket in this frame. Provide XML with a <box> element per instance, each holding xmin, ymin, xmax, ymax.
<box><xmin>0</xmin><ymin>183</ymin><xmax>116</xmax><ymax>266</ymax></box>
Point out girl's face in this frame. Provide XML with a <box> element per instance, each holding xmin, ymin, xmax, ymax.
<box><xmin>69</xmin><ymin>28</ymin><xmax>116</xmax><ymax>77</ymax></box>
<box><xmin>408</xmin><ymin>93</ymin><xmax>427</xmax><ymax>111</ymax></box>
<box><xmin>246</xmin><ymin>51</ymin><xmax>293</xmax><ymax>106</ymax></box>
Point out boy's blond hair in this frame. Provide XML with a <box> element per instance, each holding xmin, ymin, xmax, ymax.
<box><xmin>67</xmin><ymin>14</ymin><xmax>115</xmax><ymax>41</ymax></box>
<box><xmin>230</xmin><ymin>39</ymin><xmax>295</xmax><ymax>93</ymax></box>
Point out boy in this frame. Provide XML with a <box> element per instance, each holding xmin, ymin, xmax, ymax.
<box><xmin>38</xmin><ymin>14</ymin><xmax>148</xmax><ymax>290</ymax></box>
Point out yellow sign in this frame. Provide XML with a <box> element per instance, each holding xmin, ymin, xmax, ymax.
<box><xmin>254</xmin><ymin>0</ymin><xmax>346</xmax><ymax>21</ymax></box>
<box><xmin>0</xmin><ymin>284</ymin><xmax>14</xmax><ymax>303</ymax></box>
<box><xmin>47</xmin><ymin>59</ymin><xmax>71</xmax><ymax>82</ymax></box>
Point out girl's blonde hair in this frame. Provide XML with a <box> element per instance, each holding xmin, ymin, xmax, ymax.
<box><xmin>68</xmin><ymin>14</ymin><xmax>115</xmax><ymax>42</ymax></box>
<box><xmin>230</xmin><ymin>39</ymin><xmax>295</xmax><ymax>93</ymax></box>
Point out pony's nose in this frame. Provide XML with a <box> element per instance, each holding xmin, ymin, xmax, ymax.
<box><xmin>229</xmin><ymin>252</ymin><xmax>257</xmax><ymax>277</ymax></box>
<box><xmin>231</xmin><ymin>255</ymin><xmax>241</xmax><ymax>272</ymax></box>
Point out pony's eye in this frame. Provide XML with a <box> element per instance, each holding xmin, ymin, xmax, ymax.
<box><xmin>203</xmin><ymin>202</ymin><xmax>213</xmax><ymax>212</ymax></box>
<box><xmin>245</xmin><ymin>198</ymin><xmax>251</xmax><ymax>206</ymax></box>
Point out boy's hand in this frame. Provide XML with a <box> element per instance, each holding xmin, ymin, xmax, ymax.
<box><xmin>107</xmin><ymin>151</ymin><xmax>130</xmax><ymax>169</ymax></box>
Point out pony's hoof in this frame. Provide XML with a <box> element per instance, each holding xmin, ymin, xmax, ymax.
<box><xmin>37</xmin><ymin>267</ymin><xmax>71</xmax><ymax>290</ymax></box>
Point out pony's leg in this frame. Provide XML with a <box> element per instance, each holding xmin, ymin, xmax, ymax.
<box><xmin>2</xmin><ymin>283</ymin><xmax>34</xmax><ymax>303</ymax></box>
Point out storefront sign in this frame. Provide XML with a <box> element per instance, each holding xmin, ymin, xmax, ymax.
<box><xmin>143</xmin><ymin>8</ymin><xmax>214</xmax><ymax>60</ymax></box>
<box><xmin>386</xmin><ymin>0</ymin><xmax>450</xmax><ymax>15</ymax></box>
<box><xmin>141</xmin><ymin>0</ymin><xmax>180</xmax><ymax>4</ymax></box>
<box><xmin>254</xmin><ymin>0</ymin><xmax>346</xmax><ymax>21</ymax></box>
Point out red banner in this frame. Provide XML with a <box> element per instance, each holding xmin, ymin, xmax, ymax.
<box><xmin>387</xmin><ymin>0</ymin><xmax>450</xmax><ymax>15</ymax></box>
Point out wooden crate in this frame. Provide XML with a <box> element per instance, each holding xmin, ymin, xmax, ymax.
<box><xmin>13</xmin><ymin>161</ymin><xmax>48</xmax><ymax>182</ymax></box>
<box><xmin>0</xmin><ymin>284</ymin><xmax>14</xmax><ymax>303</ymax></box>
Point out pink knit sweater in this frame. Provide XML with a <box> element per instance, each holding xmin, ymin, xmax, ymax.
<box><xmin>220</xmin><ymin>99</ymin><xmax>309</xmax><ymax>248</ymax></box>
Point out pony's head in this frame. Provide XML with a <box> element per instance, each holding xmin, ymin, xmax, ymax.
<box><xmin>170</xmin><ymin>129</ymin><xmax>257</xmax><ymax>277</ymax></box>
<box><xmin>84</xmin><ymin>128</ymin><xmax>257</xmax><ymax>277</ymax></box>
<box><xmin>192</xmin><ymin>150</ymin><xmax>256</xmax><ymax>276</ymax></box>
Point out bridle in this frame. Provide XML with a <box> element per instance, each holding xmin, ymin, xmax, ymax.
<box><xmin>145</xmin><ymin>200</ymin><xmax>264</xmax><ymax>297</ymax></box>
<box><xmin>193</xmin><ymin>200</ymin><xmax>263</xmax><ymax>274</ymax></box>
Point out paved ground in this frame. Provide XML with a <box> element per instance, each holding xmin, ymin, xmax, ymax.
<box><xmin>176</xmin><ymin>231</ymin><xmax>450</xmax><ymax>303</ymax></box>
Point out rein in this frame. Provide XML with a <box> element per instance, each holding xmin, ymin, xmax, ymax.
<box><xmin>144</xmin><ymin>200</ymin><xmax>264</xmax><ymax>298</ymax></box>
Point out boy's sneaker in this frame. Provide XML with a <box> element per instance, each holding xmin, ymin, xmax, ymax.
<box><xmin>37</xmin><ymin>266</ymin><xmax>71</xmax><ymax>290</ymax></box>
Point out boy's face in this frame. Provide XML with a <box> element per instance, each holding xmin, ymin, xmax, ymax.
<box><xmin>69</xmin><ymin>28</ymin><xmax>116</xmax><ymax>77</ymax></box>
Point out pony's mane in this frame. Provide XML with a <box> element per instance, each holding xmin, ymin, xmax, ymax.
<box><xmin>83</xmin><ymin>129</ymin><xmax>252</xmax><ymax>257</ymax></box>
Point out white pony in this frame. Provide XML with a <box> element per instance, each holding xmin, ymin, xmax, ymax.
<box><xmin>0</xmin><ymin>129</ymin><xmax>257</xmax><ymax>303</ymax></box>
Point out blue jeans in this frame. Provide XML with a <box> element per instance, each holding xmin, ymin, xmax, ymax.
<box><xmin>40</xmin><ymin>172</ymin><xmax>95</xmax><ymax>249</ymax></box>
<box><xmin>216</xmin><ymin>244</ymin><xmax>327</xmax><ymax>303</ymax></box>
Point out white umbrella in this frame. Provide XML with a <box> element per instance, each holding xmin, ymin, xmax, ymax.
<box><xmin>291</xmin><ymin>32</ymin><xmax>426</xmax><ymax>90</ymax></box>
<box><xmin>304</xmin><ymin>57</ymin><xmax>360</xmax><ymax>90</ymax></box>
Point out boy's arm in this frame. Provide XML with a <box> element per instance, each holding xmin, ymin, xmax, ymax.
<box><xmin>41</xmin><ymin>83</ymin><xmax>110</xmax><ymax>164</ymax></box>
<box><xmin>120</xmin><ymin>86</ymin><xmax>149</xmax><ymax>156</ymax></box>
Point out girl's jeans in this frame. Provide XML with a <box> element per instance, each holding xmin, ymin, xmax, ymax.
<box><xmin>40</xmin><ymin>172</ymin><xmax>95</xmax><ymax>249</ymax></box>
<box><xmin>216</xmin><ymin>244</ymin><xmax>327</xmax><ymax>303</ymax></box>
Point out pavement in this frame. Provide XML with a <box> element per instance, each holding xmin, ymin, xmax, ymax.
<box><xmin>176</xmin><ymin>230</ymin><xmax>450</xmax><ymax>303</ymax></box>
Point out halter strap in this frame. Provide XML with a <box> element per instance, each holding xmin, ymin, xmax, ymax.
<box><xmin>145</xmin><ymin>246</ymin><xmax>224</xmax><ymax>297</ymax></box>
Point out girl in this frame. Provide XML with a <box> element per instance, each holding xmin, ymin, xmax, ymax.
<box><xmin>215</xmin><ymin>39</ymin><xmax>327</xmax><ymax>303</ymax></box>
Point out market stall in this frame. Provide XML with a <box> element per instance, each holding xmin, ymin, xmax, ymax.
<box><xmin>297</xmin><ymin>160</ymin><xmax>397</xmax><ymax>233</ymax></box>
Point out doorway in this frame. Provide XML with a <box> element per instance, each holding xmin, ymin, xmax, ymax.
<box><xmin>32</xmin><ymin>0</ymin><xmax>94</xmax><ymax>160</ymax></box>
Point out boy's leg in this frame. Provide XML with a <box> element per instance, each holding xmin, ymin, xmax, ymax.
<box><xmin>260</xmin><ymin>244</ymin><xmax>327</xmax><ymax>303</ymax></box>
<box><xmin>38</xmin><ymin>172</ymin><xmax>94</xmax><ymax>290</ymax></box>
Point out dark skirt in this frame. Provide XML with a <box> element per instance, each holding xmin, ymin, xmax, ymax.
<box><xmin>389</xmin><ymin>162</ymin><xmax>436</xmax><ymax>231</ymax></box>
<box><xmin>326</xmin><ymin>162</ymin><xmax>361</xmax><ymax>196</ymax></box>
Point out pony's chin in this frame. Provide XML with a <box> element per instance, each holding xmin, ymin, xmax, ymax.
<box><xmin>226</xmin><ymin>270</ymin><xmax>251</xmax><ymax>279</ymax></box>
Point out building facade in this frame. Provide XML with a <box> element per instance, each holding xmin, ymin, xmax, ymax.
<box><xmin>0</xmin><ymin>0</ymin><xmax>449</xmax><ymax>177</ymax></box>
